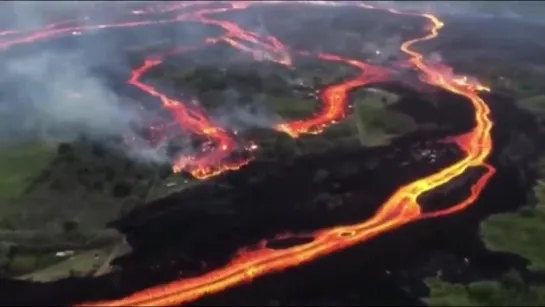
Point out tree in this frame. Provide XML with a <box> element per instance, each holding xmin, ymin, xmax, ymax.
<box><xmin>92</xmin><ymin>181</ymin><xmax>104</xmax><ymax>191</ymax></box>
<box><xmin>158</xmin><ymin>164</ymin><xmax>173</xmax><ymax>180</ymax></box>
<box><xmin>104</xmin><ymin>167</ymin><xmax>116</xmax><ymax>181</ymax></box>
<box><xmin>62</xmin><ymin>220</ymin><xmax>79</xmax><ymax>233</ymax></box>
<box><xmin>57</xmin><ymin>143</ymin><xmax>73</xmax><ymax>156</ymax></box>
<box><xmin>48</xmin><ymin>179</ymin><xmax>63</xmax><ymax>191</ymax></box>
<box><xmin>91</xmin><ymin>143</ymin><xmax>106</xmax><ymax>158</ymax></box>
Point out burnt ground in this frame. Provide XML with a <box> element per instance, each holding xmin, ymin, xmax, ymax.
<box><xmin>0</xmin><ymin>5</ymin><xmax>543</xmax><ymax>307</ymax></box>
<box><xmin>0</xmin><ymin>81</ymin><xmax>539</xmax><ymax>306</ymax></box>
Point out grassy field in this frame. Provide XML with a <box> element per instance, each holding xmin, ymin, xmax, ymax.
<box><xmin>353</xmin><ymin>88</ymin><xmax>417</xmax><ymax>147</ymax></box>
<box><xmin>16</xmin><ymin>248</ymin><xmax>108</xmax><ymax>281</ymax></box>
<box><xmin>0</xmin><ymin>142</ymin><xmax>56</xmax><ymax>211</ymax></box>
<box><xmin>0</xmin><ymin>143</ymin><xmax>152</xmax><ymax>230</ymax></box>
<box><xmin>0</xmin><ymin>139</ymin><xmax>173</xmax><ymax>279</ymax></box>
<box><xmin>17</xmin><ymin>237</ymin><xmax>131</xmax><ymax>282</ymax></box>
<box><xmin>0</xmin><ymin>141</ymin><xmax>63</xmax><ymax>276</ymax></box>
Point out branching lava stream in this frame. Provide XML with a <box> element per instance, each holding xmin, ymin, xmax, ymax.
<box><xmin>0</xmin><ymin>1</ymin><xmax>495</xmax><ymax>306</ymax></box>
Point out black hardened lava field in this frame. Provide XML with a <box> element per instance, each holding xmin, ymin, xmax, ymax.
<box><xmin>0</xmin><ymin>1</ymin><xmax>543</xmax><ymax>306</ymax></box>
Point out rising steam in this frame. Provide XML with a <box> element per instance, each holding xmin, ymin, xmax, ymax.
<box><xmin>0</xmin><ymin>2</ymin><xmax>181</xmax><ymax>165</ymax></box>
<box><xmin>0</xmin><ymin>1</ymin><xmax>290</xmax><ymax>165</ymax></box>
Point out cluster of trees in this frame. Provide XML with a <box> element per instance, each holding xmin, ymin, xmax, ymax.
<box><xmin>152</xmin><ymin>62</ymin><xmax>296</xmax><ymax>102</ymax></box>
<box><xmin>44</xmin><ymin>141</ymin><xmax>165</xmax><ymax>201</ymax></box>
<box><xmin>0</xmin><ymin>137</ymin><xmax>174</xmax><ymax>233</ymax></box>
<box><xmin>252</xmin><ymin>123</ymin><xmax>360</xmax><ymax>163</ymax></box>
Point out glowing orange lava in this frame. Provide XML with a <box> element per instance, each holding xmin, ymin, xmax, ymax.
<box><xmin>126</xmin><ymin>1</ymin><xmax>389</xmax><ymax>177</ymax></box>
<box><xmin>276</xmin><ymin>52</ymin><xmax>392</xmax><ymax>137</ymax></box>
<box><xmin>127</xmin><ymin>44</ymin><xmax>252</xmax><ymax>179</ymax></box>
<box><xmin>125</xmin><ymin>2</ymin><xmax>298</xmax><ymax>178</ymax></box>
<box><xmin>0</xmin><ymin>1</ymin><xmax>495</xmax><ymax>306</ymax></box>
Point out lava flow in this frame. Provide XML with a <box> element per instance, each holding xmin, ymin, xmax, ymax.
<box><xmin>75</xmin><ymin>3</ymin><xmax>493</xmax><ymax>307</ymax></box>
<box><xmin>126</xmin><ymin>2</ymin><xmax>296</xmax><ymax>178</ymax></box>
<box><xmin>0</xmin><ymin>1</ymin><xmax>495</xmax><ymax>306</ymax></box>
<box><xmin>276</xmin><ymin>51</ymin><xmax>392</xmax><ymax>137</ymax></box>
<box><xmin>0</xmin><ymin>1</ymin><xmax>390</xmax><ymax>178</ymax></box>
<box><xmin>127</xmin><ymin>1</ymin><xmax>386</xmax><ymax>177</ymax></box>
<box><xmin>127</xmin><ymin>44</ymin><xmax>252</xmax><ymax>180</ymax></box>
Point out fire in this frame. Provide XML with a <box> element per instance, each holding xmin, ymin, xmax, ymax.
<box><xmin>0</xmin><ymin>1</ymin><xmax>495</xmax><ymax>306</ymax></box>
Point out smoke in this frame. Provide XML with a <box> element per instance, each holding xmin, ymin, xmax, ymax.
<box><xmin>6</xmin><ymin>0</ymin><xmax>491</xmax><ymax>166</ymax></box>
<box><xmin>209</xmin><ymin>89</ymin><xmax>283</xmax><ymax>132</ymax></box>
<box><xmin>0</xmin><ymin>1</ymin><xmax>172</xmax><ymax>165</ymax></box>
<box><xmin>5</xmin><ymin>52</ymin><xmax>130</xmax><ymax>137</ymax></box>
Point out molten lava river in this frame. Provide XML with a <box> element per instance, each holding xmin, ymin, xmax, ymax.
<box><xmin>0</xmin><ymin>1</ymin><xmax>495</xmax><ymax>306</ymax></box>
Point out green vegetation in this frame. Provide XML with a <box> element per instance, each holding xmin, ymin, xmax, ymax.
<box><xmin>267</xmin><ymin>96</ymin><xmax>318</xmax><ymax>119</ymax></box>
<box><xmin>481</xmin><ymin>193</ymin><xmax>545</xmax><ymax>272</ymax></box>
<box><xmin>0</xmin><ymin>137</ymin><xmax>191</xmax><ymax>279</ymax></box>
<box><xmin>252</xmin><ymin>87</ymin><xmax>423</xmax><ymax>162</ymax></box>
<box><xmin>16</xmin><ymin>249</ymin><xmax>106</xmax><ymax>281</ymax></box>
<box><xmin>0</xmin><ymin>59</ymin><xmax>431</xmax><ymax>281</ymax></box>
<box><xmin>149</xmin><ymin>62</ymin><xmax>294</xmax><ymax>101</ymax></box>
<box><xmin>423</xmin><ymin>46</ymin><xmax>545</xmax><ymax>302</ymax></box>
<box><xmin>17</xmin><ymin>238</ymin><xmax>131</xmax><ymax>282</ymax></box>
<box><xmin>353</xmin><ymin>88</ymin><xmax>417</xmax><ymax>146</ymax></box>
<box><xmin>150</xmin><ymin>61</ymin><xmax>422</xmax><ymax>148</ymax></box>
<box><xmin>0</xmin><ymin>140</ymin><xmax>157</xmax><ymax>230</ymax></box>
<box><xmin>0</xmin><ymin>142</ymin><xmax>56</xmax><ymax>206</ymax></box>
<box><xmin>425</xmin><ymin>270</ymin><xmax>545</xmax><ymax>306</ymax></box>
<box><xmin>424</xmin><ymin>158</ymin><xmax>545</xmax><ymax>306</ymax></box>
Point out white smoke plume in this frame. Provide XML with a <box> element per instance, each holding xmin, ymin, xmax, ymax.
<box><xmin>210</xmin><ymin>90</ymin><xmax>283</xmax><ymax>132</ymax></box>
<box><xmin>0</xmin><ymin>1</ymin><xmax>177</xmax><ymax>164</ymax></box>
